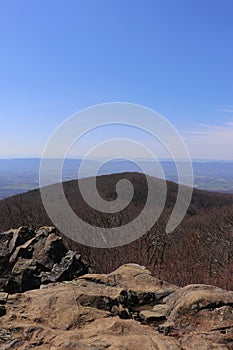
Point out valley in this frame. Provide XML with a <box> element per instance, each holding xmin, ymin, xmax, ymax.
<box><xmin>0</xmin><ymin>158</ymin><xmax>233</xmax><ymax>199</ymax></box>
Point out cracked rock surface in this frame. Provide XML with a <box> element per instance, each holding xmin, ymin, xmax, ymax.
<box><xmin>0</xmin><ymin>258</ymin><xmax>233</xmax><ymax>349</ymax></box>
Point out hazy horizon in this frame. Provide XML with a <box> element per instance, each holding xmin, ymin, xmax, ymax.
<box><xmin>1</xmin><ymin>156</ymin><xmax>233</xmax><ymax>163</ymax></box>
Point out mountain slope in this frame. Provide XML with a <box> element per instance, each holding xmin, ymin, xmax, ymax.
<box><xmin>0</xmin><ymin>172</ymin><xmax>233</xmax><ymax>289</ymax></box>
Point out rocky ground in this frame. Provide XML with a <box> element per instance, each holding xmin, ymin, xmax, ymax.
<box><xmin>0</xmin><ymin>227</ymin><xmax>233</xmax><ymax>349</ymax></box>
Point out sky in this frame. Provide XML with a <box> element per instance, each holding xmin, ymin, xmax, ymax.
<box><xmin>0</xmin><ymin>0</ymin><xmax>233</xmax><ymax>159</ymax></box>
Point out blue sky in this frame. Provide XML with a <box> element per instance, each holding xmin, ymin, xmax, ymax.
<box><xmin>0</xmin><ymin>0</ymin><xmax>233</xmax><ymax>159</ymax></box>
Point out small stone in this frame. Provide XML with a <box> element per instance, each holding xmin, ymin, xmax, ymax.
<box><xmin>111</xmin><ymin>305</ymin><xmax>119</xmax><ymax>316</ymax></box>
<box><xmin>140</xmin><ymin>308</ymin><xmax>167</xmax><ymax>323</ymax></box>
<box><xmin>151</xmin><ymin>304</ymin><xmax>169</xmax><ymax>316</ymax></box>
<box><xmin>0</xmin><ymin>292</ymin><xmax>8</xmax><ymax>304</ymax></box>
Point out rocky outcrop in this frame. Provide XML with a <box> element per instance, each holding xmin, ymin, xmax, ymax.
<box><xmin>0</xmin><ymin>226</ymin><xmax>88</xmax><ymax>293</ymax></box>
<box><xmin>0</xmin><ymin>263</ymin><xmax>233</xmax><ymax>349</ymax></box>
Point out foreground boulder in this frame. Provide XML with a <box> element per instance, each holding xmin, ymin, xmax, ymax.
<box><xmin>0</xmin><ymin>226</ymin><xmax>88</xmax><ymax>293</ymax></box>
<box><xmin>0</xmin><ymin>263</ymin><xmax>233</xmax><ymax>349</ymax></box>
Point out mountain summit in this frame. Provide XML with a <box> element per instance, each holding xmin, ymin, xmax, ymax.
<box><xmin>0</xmin><ymin>172</ymin><xmax>233</xmax><ymax>289</ymax></box>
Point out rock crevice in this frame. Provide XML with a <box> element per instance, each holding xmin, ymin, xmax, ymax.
<box><xmin>0</xmin><ymin>227</ymin><xmax>233</xmax><ymax>349</ymax></box>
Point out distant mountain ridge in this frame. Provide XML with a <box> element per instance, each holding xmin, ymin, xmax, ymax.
<box><xmin>0</xmin><ymin>158</ymin><xmax>233</xmax><ymax>199</ymax></box>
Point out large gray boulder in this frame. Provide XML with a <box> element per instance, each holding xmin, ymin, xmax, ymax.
<box><xmin>0</xmin><ymin>226</ymin><xmax>88</xmax><ymax>293</ymax></box>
